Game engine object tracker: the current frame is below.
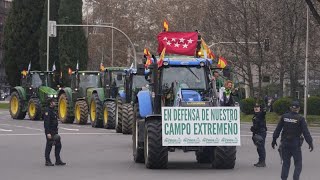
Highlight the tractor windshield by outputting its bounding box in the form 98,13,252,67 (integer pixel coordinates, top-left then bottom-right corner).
132,75,148,89
31,73,52,88
162,66,206,90
111,71,125,87
79,74,101,88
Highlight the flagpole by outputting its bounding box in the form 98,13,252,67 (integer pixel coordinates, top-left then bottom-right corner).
46,0,50,72
304,7,309,120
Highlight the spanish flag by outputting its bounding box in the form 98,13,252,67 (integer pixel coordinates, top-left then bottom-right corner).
144,48,152,68
201,38,216,60
158,47,166,68
217,56,227,68
163,19,169,32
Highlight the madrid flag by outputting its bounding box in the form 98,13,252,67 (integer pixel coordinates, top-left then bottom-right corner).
157,32,198,56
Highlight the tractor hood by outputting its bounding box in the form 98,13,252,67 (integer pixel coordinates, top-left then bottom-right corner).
39,86,57,95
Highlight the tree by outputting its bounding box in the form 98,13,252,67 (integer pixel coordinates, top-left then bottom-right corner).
3,0,45,86
58,0,88,81
39,0,60,71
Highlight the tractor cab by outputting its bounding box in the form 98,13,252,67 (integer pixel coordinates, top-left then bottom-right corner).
70,71,101,97
102,67,126,99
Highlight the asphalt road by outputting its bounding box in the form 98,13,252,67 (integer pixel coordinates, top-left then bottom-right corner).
0,109,319,180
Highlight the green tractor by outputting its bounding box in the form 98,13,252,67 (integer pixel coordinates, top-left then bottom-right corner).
116,68,149,134
9,71,58,120
57,71,102,125
89,67,126,129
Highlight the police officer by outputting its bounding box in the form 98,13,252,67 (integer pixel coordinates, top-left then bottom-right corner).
251,103,267,167
272,101,313,180
44,97,66,166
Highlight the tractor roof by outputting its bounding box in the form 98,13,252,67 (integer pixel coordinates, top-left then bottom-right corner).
104,67,126,71
73,71,100,74
162,56,213,66
30,71,54,74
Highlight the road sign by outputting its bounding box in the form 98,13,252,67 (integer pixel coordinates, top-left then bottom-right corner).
48,21,57,37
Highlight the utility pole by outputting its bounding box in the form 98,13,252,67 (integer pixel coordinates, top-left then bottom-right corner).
46,0,50,71
304,7,309,120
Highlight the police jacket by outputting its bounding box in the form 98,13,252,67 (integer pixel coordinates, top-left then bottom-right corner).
44,107,58,135
251,111,267,134
273,111,313,146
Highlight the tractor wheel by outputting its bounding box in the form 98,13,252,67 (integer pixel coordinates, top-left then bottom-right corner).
133,104,144,163
195,147,213,163
58,93,74,123
122,103,134,134
115,99,123,133
90,93,103,128
103,101,116,129
144,119,168,169
27,98,41,120
74,100,88,125
9,91,26,120
212,146,236,169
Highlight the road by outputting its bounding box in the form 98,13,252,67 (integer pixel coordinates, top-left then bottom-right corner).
0,109,319,180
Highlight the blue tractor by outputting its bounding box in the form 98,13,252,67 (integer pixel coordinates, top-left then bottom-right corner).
132,56,237,169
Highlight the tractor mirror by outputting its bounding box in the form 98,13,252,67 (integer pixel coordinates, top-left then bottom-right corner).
116,73,122,81
136,64,145,75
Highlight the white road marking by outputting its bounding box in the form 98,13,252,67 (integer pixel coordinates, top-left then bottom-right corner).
59,127,80,131
0,132,119,136
0,128,12,132
0,124,43,131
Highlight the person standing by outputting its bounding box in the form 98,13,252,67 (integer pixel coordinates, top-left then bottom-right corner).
44,97,66,166
272,101,313,180
251,103,267,167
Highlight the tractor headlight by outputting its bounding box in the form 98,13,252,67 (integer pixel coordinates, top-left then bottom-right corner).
48,94,53,98
53,95,57,98
163,62,169,66
200,62,205,67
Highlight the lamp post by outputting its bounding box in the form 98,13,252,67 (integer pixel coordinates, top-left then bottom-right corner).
46,0,50,71
304,7,309,120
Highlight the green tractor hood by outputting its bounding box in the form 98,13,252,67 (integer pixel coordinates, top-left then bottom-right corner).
39,86,58,95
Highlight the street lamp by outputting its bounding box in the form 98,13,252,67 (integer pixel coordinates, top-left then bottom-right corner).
304,7,309,120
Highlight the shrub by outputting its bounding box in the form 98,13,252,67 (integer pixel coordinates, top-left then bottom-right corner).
240,98,256,114
273,97,292,115
307,96,320,115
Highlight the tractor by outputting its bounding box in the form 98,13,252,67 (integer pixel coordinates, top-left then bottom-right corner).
132,56,239,169
89,67,126,129
9,71,58,120
57,70,101,125
116,68,149,134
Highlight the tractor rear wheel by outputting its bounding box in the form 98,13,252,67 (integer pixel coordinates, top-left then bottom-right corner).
133,104,144,163
74,100,88,125
122,103,134,134
58,93,74,123
212,146,236,169
90,94,103,128
9,91,26,120
27,98,41,120
195,147,213,163
144,119,168,169
115,99,123,133
103,101,115,129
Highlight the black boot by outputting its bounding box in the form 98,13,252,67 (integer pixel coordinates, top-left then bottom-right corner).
45,160,54,166
55,159,66,166
254,161,266,167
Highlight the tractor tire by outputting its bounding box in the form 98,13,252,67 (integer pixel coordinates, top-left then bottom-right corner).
122,103,134,134
132,104,144,163
27,98,42,120
212,146,236,169
115,99,123,133
58,93,74,123
144,119,168,169
9,91,26,120
74,100,88,125
103,101,116,129
90,93,103,128
195,147,213,163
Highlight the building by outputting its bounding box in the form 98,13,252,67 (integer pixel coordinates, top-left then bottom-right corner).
0,0,11,87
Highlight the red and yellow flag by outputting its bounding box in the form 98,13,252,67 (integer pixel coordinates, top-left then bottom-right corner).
144,48,152,68
163,19,169,32
201,38,216,60
100,63,105,71
157,47,166,68
217,56,227,68
21,70,27,77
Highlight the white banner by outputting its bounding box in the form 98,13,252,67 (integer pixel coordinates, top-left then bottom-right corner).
162,106,241,146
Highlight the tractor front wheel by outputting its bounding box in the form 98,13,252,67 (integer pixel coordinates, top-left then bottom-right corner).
9,91,26,120
212,146,236,169
90,94,103,128
27,98,41,120
58,93,74,123
144,119,168,169
115,99,123,133
133,105,144,163
103,101,115,129
74,100,88,125
122,103,134,134
195,147,213,163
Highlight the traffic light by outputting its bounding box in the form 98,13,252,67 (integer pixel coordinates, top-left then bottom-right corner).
264,38,270,51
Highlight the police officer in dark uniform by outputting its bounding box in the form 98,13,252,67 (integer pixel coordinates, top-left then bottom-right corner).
251,103,267,167
44,97,66,166
272,101,313,180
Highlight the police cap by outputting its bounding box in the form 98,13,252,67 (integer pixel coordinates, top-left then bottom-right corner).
291,101,300,109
